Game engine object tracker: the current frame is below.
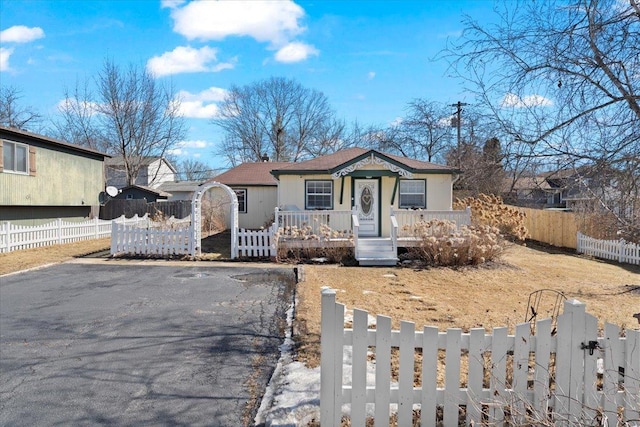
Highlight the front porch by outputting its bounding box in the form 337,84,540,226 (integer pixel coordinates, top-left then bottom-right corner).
274,207,471,266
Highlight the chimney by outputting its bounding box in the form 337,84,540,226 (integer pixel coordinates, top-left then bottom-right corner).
261,153,269,162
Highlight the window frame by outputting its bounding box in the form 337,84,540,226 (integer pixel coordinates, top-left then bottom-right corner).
2,140,29,175
234,188,247,214
399,179,426,209
305,180,333,210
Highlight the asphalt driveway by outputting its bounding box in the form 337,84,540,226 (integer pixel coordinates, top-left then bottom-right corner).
0,261,295,426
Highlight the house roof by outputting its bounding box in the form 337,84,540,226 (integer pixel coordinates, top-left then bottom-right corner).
271,147,459,177
157,180,207,192
0,125,110,159
211,161,291,186
119,185,171,198
508,176,553,192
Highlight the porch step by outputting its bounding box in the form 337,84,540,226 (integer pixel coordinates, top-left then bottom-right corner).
357,238,398,266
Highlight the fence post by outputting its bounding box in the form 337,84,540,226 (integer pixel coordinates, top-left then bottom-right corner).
619,238,625,263
110,221,118,255
57,218,63,244
1,222,9,253
320,287,339,427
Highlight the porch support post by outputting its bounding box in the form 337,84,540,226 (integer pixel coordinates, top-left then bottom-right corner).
391,175,399,205
339,176,345,205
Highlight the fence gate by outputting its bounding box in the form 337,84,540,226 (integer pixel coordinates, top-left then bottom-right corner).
555,301,600,423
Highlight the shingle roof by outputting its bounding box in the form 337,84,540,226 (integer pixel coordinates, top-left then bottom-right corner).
120,185,171,198
0,125,110,158
272,147,458,175
210,161,290,186
157,180,206,192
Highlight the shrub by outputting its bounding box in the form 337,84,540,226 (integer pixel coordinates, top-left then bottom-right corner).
454,194,529,241
404,219,505,266
275,221,354,264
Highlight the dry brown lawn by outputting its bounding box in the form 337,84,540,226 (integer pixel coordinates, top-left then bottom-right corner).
0,238,111,276
294,243,640,368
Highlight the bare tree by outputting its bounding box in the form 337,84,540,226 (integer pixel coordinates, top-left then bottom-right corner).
55,60,186,185
213,77,344,165
0,86,41,130
177,159,217,181
53,81,108,152
98,60,185,185
444,0,640,239
381,100,453,162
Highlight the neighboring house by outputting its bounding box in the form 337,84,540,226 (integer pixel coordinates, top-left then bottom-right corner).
0,125,110,225
212,147,460,234
503,176,553,208
505,166,615,210
212,161,290,229
106,156,176,189
157,180,208,201
113,185,170,202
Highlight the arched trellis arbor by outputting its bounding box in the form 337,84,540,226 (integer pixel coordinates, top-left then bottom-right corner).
190,181,238,258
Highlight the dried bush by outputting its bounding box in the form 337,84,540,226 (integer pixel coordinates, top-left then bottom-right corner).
404,219,505,266
454,194,529,241
201,198,228,236
275,221,354,264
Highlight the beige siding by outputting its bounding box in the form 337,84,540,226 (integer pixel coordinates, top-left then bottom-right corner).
1,145,104,207
209,185,278,230
277,172,454,236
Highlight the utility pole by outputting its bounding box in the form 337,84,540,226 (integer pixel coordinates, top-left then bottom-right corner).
450,101,468,167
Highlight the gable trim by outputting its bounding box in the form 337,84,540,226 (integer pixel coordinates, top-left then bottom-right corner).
331,152,413,179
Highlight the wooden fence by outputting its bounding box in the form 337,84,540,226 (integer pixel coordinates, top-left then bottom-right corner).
100,199,192,221
514,207,579,249
0,215,148,253
577,232,640,265
321,289,640,427
110,217,192,257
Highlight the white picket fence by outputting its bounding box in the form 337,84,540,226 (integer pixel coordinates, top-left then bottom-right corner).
0,215,149,253
577,232,640,265
237,225,276,258
321,289,640,427
110,216,192,257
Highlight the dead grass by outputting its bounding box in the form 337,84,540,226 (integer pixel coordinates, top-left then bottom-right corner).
294,243,640,368
0,238,110,276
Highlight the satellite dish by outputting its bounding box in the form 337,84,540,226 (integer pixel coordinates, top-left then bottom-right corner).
106,186,118,197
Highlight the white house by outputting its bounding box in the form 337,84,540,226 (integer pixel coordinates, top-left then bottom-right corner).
106,157,176,189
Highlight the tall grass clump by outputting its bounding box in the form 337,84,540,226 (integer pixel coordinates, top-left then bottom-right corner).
404,219,505,266
454,194,529,241
275,221,354,264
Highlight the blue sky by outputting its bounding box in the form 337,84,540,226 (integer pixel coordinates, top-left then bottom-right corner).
0,0,498,170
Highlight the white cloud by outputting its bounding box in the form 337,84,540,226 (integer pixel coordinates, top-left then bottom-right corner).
147,45,235,77
0,25,45,43
367,71,376,80
175,139,209,149
0,47,13,71
390,117,403,127
178,87,227,102
170,0,305,46
168,139,209,156
274,42,318,63
175,87,228,119
501,93,553,108
56,98,102,115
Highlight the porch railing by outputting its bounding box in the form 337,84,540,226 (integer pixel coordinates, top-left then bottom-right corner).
392,207,471,237
275,208,353,237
